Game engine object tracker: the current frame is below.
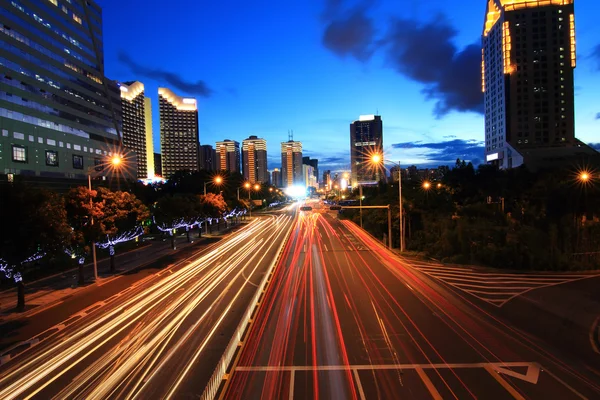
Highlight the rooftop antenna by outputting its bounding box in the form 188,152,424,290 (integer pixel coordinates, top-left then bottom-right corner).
288,130,294,142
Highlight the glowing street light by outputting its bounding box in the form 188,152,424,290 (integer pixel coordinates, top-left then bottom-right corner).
423,181,432,190
204,175,223,196
254,184,261,191
437,183,442,189
579,172,590,183
370,153,404,252
111,154,123,166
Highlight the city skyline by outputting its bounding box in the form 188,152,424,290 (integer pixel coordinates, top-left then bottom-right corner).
103,0,600,173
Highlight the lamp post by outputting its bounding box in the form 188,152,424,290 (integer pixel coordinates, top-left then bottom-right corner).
204,175,223,195
87,154,124,281
371,154,404,252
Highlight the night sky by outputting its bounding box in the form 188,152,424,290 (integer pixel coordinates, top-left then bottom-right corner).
102,0,600,173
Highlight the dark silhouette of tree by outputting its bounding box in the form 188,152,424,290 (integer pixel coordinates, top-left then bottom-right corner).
0,184,71,309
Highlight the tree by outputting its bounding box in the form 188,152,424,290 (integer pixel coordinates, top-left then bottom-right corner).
0,184,71,309
64,186,105,285
95,188,150,272
153,194,201,249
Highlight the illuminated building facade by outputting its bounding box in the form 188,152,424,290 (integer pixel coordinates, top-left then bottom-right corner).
120,81,146,179
242,135,268,183
280,140,302,187
271,168,281,187
350,115,383,186
0,0,123,180
216,139,240,173
144,97,154,178
158,87,199,178
482,0,592,169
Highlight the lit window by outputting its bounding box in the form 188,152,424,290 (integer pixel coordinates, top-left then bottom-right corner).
48,0,58,5
73,14,82,24
46,150,59,166
12,145,27,163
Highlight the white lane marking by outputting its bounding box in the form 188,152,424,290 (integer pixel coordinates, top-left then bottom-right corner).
235,361,538,372
409,262,599,307
353,369,366,400
289,370,295,400
485,365,526,400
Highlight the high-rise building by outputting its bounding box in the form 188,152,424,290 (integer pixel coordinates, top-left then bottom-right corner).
120,81,146,179
199,144,217,171
322,170,332,190
0,0,123,181
272,168,282,188
242,135,268,183
482,0,595,169
158,88,199,178
302,156,319,183
216,139,240,173
144,97,154,178
350,115,383,186
281,141,303,187
154,153,162,177
302,164,317,189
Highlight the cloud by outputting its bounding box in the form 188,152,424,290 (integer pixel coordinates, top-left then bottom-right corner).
319,2,483,118
321,3,376,61
392,139,484,165
118,51,213,97
443,135,457,139
384,18,483,117
596,112,600,120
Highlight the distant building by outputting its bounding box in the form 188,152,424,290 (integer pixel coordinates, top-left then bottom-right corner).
302,164,317,189
144,97,155,178
350,115,383,186
199,144,217,171
281,141,303,187
158,88,199,178
272,168,282,188
302,157,319,184
482,0,596,169
216,140,240,173
322,170,332,190
0,0,122,181
154,153,162,177
390,165,401,182
242,135,268,183
120,81,147,179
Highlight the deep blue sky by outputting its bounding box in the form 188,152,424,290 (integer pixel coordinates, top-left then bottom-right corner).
102,0,600,172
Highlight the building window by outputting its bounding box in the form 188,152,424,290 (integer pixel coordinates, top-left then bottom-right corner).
46,150,59,166
13,132,24,140
94,158,104,171
73,154,83,170
73,14,82,24
12,145,27,163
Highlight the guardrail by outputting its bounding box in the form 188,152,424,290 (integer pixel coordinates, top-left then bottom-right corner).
200,218,295,400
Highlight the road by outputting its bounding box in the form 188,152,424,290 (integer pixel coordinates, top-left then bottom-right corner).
0,213,294,399
221,210,600,399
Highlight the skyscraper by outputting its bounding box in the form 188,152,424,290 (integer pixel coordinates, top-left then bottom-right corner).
216,139,240,173
242,135,268,183
199,144,217,171
158,88,199,178
482,0,595,169
0,0,122,181
120,81,147,179
350,115,383,186
272,168,282,188
281,140,303,187
302,156,319,184
144,97,154,178
323,170,332,190
154,153,162,177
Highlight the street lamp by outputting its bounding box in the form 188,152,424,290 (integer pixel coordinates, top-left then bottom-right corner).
579,172,591,183
87,153,125,282
437,183,442,189
371,154,404,252
423,181,432,190
204,175,223,195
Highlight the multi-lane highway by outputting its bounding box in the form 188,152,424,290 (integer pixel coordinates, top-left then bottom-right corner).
0,213,294,399
221,209,600,399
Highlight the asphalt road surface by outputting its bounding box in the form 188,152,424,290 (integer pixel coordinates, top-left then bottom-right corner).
221,211,600,399
0,213,294,399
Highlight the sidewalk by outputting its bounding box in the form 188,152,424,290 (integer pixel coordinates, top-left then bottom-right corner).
0,223,242,319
